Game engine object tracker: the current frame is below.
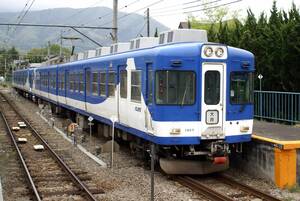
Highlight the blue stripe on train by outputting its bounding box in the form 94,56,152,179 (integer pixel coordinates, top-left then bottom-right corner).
30,91,251,145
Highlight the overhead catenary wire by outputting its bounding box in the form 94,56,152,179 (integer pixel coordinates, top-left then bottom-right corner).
95,0,141,22
152,0,242,17
184,0,242,13
98,0,165,26
62,0,105,22
135,21,147,37
15,0,32,21
183,0,222,10
151,0,223,14
16,0,36,25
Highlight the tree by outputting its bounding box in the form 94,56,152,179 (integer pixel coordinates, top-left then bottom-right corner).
190,1,300,92
26,44,71,63
154,28,159,37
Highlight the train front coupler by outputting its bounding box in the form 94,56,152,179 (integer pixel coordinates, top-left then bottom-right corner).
207,141,230,165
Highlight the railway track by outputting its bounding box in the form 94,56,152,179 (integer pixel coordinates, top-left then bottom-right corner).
176,175,282,201
0,92,103,201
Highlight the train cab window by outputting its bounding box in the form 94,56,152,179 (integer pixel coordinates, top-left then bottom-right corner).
230,72,254,104
92,71,98,96
204,71,220,105
120,70,127,98
131,71,141,102
99,71,106,96
108,72,116,97
155,71,195,105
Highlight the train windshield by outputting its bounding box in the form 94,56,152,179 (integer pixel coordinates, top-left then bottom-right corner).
230,72,254,104
155,71,195,105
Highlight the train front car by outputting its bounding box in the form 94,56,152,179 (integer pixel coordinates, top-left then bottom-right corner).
156,43,255,174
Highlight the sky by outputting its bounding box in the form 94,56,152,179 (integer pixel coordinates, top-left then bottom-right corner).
0,0,299,28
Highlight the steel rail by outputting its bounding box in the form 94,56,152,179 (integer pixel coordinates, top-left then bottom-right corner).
0,112,42,201
215,174,282,201
176,176,233,201
0,93,100,201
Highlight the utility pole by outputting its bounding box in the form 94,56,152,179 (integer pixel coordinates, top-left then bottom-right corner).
112,0,118,43
4,56,7,81
47,41,50,60
146,8,150,37
60,31,63,57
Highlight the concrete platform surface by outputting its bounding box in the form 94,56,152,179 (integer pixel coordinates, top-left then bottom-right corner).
254,120,300,141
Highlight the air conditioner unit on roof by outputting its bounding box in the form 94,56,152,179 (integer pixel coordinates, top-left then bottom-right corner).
110,42,130,53
159,29,208,44
84,50,96,59
130,37,159,50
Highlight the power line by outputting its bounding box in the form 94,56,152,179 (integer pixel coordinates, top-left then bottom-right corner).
17,0,36,24
99,0,164,26
183,0,222,10
152,0,241,17
0,23,114,30
16,0,32,21
151,0,223,14
135,21,147,37
184,0,242,13
63,0,105,22
183,0,204,5
96,0,141,21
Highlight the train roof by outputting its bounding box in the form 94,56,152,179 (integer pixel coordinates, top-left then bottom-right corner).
13,41,254,72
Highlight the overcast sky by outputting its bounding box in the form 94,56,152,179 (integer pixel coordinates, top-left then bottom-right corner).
0,0,299,28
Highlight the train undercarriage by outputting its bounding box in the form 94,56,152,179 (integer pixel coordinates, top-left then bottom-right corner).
15,88,233,175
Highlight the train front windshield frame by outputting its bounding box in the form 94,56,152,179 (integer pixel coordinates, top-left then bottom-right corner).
230,72,254,104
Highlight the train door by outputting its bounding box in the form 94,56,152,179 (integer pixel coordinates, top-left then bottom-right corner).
65,70,69,105
145,63,154,133
201,63,225,139
118,65,129,125
85,68,91,111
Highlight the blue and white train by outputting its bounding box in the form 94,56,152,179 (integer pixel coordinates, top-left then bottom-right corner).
12,29,255,174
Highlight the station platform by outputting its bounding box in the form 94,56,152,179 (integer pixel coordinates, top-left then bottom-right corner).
251,121,300,188
231,120,300,189
253,120,300,149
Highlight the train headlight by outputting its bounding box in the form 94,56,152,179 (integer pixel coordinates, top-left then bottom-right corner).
215,47,224,57
204,46,213,57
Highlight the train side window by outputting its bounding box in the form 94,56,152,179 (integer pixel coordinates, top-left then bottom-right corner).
204,71,220,105
99,71,106,96
108,72,116,97
120,70,127,98
79,72,84,94
131,70,141,102
92,71,98,96
76,73,80,92
86,70,91,95
52,72,56,89
155,71,195,105
69,73,73,92
61,72,65,90
147,65,153,104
